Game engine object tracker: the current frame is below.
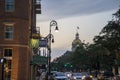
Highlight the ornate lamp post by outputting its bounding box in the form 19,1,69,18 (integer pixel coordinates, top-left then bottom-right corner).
48,20,59,78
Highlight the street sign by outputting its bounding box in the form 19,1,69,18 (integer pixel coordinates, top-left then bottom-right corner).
30,38,39,48
39,39,48,47
33,55,48,65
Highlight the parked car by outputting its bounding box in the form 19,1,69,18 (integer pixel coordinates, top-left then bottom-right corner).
54,72,68,80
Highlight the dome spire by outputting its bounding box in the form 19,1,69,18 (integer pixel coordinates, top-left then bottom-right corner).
76,26,79,39
76,26,79,33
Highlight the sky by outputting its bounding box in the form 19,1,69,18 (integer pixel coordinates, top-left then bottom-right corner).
36,0,120,60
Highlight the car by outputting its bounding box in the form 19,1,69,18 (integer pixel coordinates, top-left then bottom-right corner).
97,71,114,80
71,73,83,80
81,72,93,80
65,72,72,79
54,72,68,80
114,75,120,80
51,71,58,76
71,72,93,80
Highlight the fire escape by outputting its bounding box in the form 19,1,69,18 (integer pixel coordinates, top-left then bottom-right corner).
35,0,41,14
30,1,42,79
32,0,41,38
31,0,41,55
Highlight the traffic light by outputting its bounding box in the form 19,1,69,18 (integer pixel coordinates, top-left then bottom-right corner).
64,64,67,67
70,65,73,68
0,58,6,63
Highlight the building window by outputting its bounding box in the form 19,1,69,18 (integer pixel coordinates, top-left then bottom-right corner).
4,24,14,40
3,49,12,80
4,60,12,80
5,0,14,12
4,49,12,57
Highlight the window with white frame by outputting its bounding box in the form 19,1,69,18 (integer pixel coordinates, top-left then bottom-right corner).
5,0,14,12
4,24,14,40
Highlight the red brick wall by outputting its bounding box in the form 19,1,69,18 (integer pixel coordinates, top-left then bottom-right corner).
0,0,32,80
0,0,30,20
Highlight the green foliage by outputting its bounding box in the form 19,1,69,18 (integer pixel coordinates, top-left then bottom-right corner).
93,8,120,74
94,8,120,52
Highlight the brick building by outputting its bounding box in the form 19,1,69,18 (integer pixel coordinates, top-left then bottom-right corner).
0,0,41,80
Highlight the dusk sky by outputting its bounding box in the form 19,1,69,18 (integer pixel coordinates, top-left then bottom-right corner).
36,0,120,60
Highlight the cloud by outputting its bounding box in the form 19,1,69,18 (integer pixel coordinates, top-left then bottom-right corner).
37,0,120,21
37,0,120,59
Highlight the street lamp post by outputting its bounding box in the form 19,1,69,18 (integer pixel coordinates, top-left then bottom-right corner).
0,58,6,80
48,20,58,78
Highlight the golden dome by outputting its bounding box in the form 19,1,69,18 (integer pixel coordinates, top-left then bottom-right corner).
72,32,82,51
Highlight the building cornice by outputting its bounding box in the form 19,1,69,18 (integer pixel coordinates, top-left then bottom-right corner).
0,44,29,48
0,16,29,21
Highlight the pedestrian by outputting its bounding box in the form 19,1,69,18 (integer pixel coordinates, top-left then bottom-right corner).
40,71,46,80
49,75,54,80
98,76,105,80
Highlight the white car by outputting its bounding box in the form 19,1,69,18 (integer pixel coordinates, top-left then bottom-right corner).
71,73,83,80
54,72,68,80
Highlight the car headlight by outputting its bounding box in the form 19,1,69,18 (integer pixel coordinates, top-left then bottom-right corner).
90,75,93,78
82,76,86,79
73,77,77,79
67,74,70,77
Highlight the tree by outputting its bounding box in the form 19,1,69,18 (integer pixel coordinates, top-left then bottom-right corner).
51,51,74,71
71,43,90,71
87,44,112,71
93,8,120,75
94,8,120,51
